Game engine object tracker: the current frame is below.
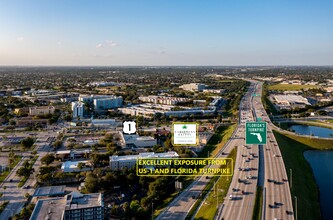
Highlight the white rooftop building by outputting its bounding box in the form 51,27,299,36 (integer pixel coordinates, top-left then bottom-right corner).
119,132,157,148
179,83,206,91
110,151,179,170
61,160,92,172
71,101,85,118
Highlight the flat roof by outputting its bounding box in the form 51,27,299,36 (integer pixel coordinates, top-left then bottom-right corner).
30,193,103,220
65,192,102,210
110,151,179,162
33,185,66,197
30,197,66,220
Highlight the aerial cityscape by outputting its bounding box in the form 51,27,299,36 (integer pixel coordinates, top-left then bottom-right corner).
0,1,333,220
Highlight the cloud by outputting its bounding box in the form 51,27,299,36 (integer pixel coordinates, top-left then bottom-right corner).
96,43,104,48
16,37,24,41
106,40,118,47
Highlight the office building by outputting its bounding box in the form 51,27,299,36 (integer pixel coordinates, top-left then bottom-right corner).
119,132,157,148
110,151,179,170
179,83,206,91
93,96,123,110
30,192,104,220
29,106,55,116
71,101,85,118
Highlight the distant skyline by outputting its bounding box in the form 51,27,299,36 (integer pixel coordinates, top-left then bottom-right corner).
0,0,332,66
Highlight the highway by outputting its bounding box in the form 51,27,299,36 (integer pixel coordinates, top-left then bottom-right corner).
252,82,294,220
157,82,258,220
219,82,259,220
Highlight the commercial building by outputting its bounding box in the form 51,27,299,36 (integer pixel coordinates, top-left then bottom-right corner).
71,101,85,118
29,106,55,116
202,89,224,94
110,151,179,170
179,83,206,91
30,192,104,220
56,149,91,161
93,96,123,110
15,117,49,127
33,185,66,198
271,95,311,110
139,96,191,105
91,119,119,127
61,160,92,173
119,103,216,118
119,132,157,148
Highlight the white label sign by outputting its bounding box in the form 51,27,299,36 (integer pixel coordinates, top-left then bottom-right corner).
173,123,198,145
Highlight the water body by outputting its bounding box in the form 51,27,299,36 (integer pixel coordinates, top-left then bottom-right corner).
288,124,333,138
304,150,333,220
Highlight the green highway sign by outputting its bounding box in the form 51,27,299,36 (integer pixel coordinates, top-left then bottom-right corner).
252,94,261,97
257,118,262,121
245,122,267,145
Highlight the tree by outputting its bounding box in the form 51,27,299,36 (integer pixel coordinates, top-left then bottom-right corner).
77,162,84,171
20,137,35,150
130,200,140,215
84,172,99,193
52,140,62,149
24,193,30,199
41,154,55,165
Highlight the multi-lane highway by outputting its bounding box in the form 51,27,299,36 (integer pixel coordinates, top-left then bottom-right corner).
219,82,260,220
157,82,259,220
158,79,294,220
252,82,294,220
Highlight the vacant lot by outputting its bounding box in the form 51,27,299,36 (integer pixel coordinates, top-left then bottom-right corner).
268,84,319,91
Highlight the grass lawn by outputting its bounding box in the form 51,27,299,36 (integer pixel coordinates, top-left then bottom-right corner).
199,124,237,158
0,156,22,183
268,84,318,91
273,131,326,220
291,121,333,130
154,192,179,217
193,147,237,220
326,119,333,123
251,186,263,220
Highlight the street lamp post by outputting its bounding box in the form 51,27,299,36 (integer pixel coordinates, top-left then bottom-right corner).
151,202,154,220
216,184,219,208
294,196,297,220
290,168,292,190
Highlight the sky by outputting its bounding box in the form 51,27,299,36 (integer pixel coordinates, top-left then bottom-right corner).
0,0,332,66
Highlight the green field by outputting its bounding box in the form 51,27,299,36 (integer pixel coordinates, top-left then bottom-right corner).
193,147,237,220
268,84,319,91
273,131,326,220
199,124,237,158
